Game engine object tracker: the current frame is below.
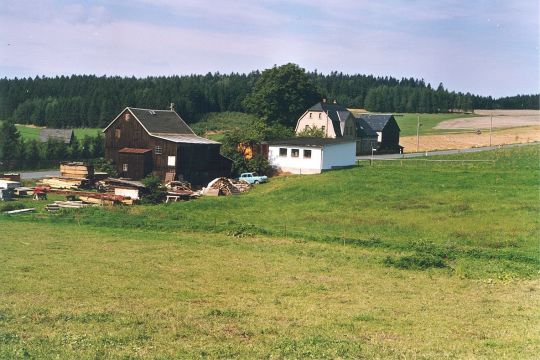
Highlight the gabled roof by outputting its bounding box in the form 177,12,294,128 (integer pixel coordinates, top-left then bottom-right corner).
308,102,357,137
128,108,194,135
39,129,74,143
355,114,398,132
266,137,354,148
355,117,378,137
103,107,219,144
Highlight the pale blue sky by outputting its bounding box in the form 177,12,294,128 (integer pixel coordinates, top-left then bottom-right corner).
1,0,538,97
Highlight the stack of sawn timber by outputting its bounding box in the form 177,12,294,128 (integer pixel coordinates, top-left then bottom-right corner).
42,162,94,189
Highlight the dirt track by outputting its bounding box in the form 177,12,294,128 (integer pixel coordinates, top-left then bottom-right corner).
402,126,540,152
436,110,539,130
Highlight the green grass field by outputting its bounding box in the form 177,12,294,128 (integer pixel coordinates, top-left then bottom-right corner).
13,125,101,140
0,146,538,358
395,113,477,136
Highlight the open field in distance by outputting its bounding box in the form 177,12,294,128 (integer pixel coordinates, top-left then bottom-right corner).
401,126,540,152
435,110,539,130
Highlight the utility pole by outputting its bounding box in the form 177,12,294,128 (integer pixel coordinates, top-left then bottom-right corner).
489,112,493,147
416,114,420,152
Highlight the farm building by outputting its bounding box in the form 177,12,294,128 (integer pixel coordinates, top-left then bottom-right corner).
266,138,356,174
294,100,384,155
103,107,231,184
355,114,402,153
39,129,74,144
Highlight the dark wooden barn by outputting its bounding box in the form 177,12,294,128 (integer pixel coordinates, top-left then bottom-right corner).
103,107,231,184
355,114,402,153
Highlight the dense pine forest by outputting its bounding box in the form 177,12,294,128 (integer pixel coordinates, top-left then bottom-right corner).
1,67,538,129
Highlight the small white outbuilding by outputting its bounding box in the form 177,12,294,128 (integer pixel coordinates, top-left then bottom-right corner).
266,138,356,174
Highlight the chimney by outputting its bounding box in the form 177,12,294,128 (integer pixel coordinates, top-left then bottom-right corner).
322,98,327,103
170,102,175,111
333,99,337,104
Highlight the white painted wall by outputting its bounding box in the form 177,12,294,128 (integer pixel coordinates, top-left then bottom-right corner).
295,111,336,138
268,146,323,174
268,141,356,174
321,142,357,169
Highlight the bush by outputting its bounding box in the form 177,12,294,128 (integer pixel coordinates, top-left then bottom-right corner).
141,175,167,204
383,253,448,270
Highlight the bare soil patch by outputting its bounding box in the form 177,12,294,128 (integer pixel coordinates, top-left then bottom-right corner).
401,126,540,152
436,110,539,130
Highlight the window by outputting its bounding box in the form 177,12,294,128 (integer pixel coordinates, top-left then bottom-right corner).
303,150,311,158
155,145,162,154
279,148,287,157
115,129,121,139
305,124,309,130
124,113,130,121
122,163,128,172
167,156,176,167
321,126,325,132
291,149,299,157
318,113,321,119
309,112,312,118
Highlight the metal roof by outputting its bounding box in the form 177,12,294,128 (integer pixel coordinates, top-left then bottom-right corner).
152,133,220,144
118,148,153,154
266,137,355,148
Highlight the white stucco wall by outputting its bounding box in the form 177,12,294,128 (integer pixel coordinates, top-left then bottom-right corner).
321,142,357,169
295,111,336,138
268,146,323,174
269,141,356,174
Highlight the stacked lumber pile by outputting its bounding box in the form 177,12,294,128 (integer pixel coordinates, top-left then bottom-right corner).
0,173,21,181
41,177,90,190
60,162,94,179
203,177,242,196
45,200,90,211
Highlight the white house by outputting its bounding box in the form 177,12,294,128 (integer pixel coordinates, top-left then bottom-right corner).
266,138,356,174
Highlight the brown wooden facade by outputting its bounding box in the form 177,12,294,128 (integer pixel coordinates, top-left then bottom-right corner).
104,108,231,184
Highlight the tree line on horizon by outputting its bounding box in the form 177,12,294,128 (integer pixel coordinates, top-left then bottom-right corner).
0,64,538,129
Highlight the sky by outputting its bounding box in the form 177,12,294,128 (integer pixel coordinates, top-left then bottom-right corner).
0,0,538,97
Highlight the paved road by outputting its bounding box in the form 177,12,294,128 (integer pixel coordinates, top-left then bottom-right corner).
19,170,60,180
356,141,540,160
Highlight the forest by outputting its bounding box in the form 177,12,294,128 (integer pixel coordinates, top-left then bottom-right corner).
1,65,538,129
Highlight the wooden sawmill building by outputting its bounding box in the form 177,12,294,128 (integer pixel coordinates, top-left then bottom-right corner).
103,107,231,185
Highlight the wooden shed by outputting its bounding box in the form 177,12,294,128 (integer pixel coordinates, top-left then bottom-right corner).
103,107,231,184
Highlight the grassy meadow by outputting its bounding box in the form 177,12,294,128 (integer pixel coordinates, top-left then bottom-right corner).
394,113,477,136
0,145,539,358
14,124,101,140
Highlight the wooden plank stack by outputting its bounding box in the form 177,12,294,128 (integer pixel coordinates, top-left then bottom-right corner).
60,162,94,179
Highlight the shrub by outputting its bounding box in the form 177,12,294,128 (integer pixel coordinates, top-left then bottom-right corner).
141,175,167,204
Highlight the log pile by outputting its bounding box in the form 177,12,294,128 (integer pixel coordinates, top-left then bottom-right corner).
230,179,251,193
203,177,242,196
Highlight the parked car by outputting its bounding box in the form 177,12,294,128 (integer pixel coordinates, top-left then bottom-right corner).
238,172,268,184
